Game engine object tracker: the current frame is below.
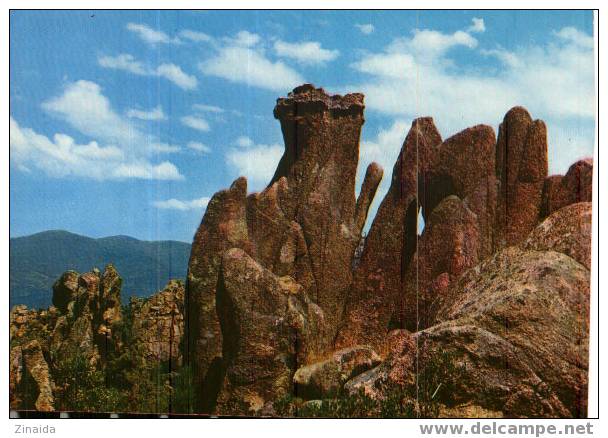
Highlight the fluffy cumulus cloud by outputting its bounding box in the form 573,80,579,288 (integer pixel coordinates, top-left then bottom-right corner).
10,80,183,180
225,137,283,190
351,18,595,182
273,40,339,65
98,54,197,90
199,31,304,91
152,196,210,211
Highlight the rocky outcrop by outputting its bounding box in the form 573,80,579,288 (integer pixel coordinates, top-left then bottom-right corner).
399,195,480,331
346,247,589,418
21,340,55,412
293,346,381,400
430,247,589,417
52,271,79,313
495,107,548,248
541,159,593,218
186,85,382,412
10,266,186,413
215,248,329,415
131,280,185,368
524,202,592,269
183,86,592,417
337,123,496,349
50,266,123,365
336,118,442,350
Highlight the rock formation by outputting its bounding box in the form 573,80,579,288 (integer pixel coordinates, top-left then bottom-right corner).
182,84,592,417
215,248,329,415
130,280,185,368
336,118,442,349
399,195,480,331
524,202,592,269
10,84,592,418
541,159,593,218
10,267,186,413
494,107,549,248
186,85,382,412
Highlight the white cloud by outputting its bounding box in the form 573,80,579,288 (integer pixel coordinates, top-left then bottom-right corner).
127,105,166,121
153,196,211,211
225,142,283,190
98,54,147,75
187,141,211,154
228,30,261,47
555,26,594,48
126,22,179,44
350,21,595,211
355,23,375,35
273,40,339,65
42,80,137,146
235,136,254,148
13,80,184,180
199,31,304,91
181,115,210,132
351,23,594,126
468,17,486,33
155,63,198,90
99,54,196,90
193,103,224,113
10,117,182,181
179,29,212,43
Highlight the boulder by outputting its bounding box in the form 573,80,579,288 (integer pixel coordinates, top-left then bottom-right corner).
351,247,589,418
541,159,593,218
215,248,330,415
524,202,592,269
495,107,548,247
293,346,381,399
52,271,79,313
344,330,416,400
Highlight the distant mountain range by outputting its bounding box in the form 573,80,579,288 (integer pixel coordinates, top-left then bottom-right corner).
10,230,192,309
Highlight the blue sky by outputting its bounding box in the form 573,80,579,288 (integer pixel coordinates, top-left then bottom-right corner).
10,10,595,242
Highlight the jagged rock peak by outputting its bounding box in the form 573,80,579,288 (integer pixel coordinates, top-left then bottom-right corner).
274,83,365,118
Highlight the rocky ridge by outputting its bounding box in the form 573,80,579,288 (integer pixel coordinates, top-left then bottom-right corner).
185,84,592,417
10,266,186,413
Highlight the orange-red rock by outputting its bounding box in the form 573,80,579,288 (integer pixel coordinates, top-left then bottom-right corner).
541,158,593,218
524,202,592,269
186,86,382,411
336,118,442,350
399,195,480,331
495,107,548,247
